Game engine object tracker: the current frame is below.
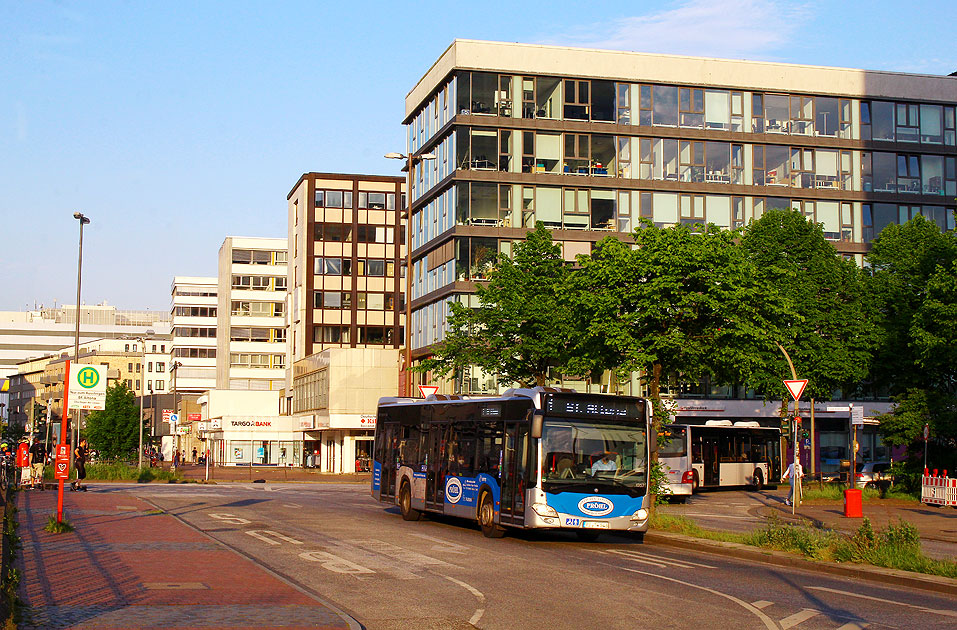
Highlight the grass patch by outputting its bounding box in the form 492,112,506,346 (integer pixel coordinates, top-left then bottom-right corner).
650,513,749,544
746,515,957,578
799,483,919,503
46,463,181,483
43,516,74,534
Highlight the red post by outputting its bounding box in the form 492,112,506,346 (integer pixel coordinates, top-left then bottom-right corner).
57,360,71,523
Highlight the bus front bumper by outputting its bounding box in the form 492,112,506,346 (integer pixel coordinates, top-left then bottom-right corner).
527,507,649,532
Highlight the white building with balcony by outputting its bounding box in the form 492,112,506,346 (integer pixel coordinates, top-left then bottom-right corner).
170,277,218,395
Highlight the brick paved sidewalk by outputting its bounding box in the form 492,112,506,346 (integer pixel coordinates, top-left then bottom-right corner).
14,486,359,629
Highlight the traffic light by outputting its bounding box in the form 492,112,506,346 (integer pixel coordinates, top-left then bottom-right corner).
782,417,792,434
802,429,810,440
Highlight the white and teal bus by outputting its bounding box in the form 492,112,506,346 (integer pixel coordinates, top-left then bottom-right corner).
372,387,652,541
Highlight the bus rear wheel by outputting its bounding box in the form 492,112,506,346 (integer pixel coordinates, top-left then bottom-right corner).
478,491,505,538
691,470,700,492
399,482,421,521
751,469,764,491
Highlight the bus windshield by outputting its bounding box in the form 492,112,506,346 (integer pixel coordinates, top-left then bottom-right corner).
540,420,647,494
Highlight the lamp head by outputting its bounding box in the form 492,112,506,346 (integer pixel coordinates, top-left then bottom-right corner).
384,152,405,160
73,212,90,224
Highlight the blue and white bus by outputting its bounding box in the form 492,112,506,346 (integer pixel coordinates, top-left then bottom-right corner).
371,387,652,540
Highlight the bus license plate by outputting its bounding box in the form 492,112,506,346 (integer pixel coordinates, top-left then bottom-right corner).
583,521,609,529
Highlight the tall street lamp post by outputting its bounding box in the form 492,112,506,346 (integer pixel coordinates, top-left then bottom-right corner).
171,361,182,471
137,331,155,470
72,212,90,449
384,151,435,396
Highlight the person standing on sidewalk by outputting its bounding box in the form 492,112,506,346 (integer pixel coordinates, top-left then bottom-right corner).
29,438,46,490
71,439,89,492
16,438,31,488
784,460,803,506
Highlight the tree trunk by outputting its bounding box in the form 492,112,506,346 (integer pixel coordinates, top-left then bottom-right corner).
649,362,663,515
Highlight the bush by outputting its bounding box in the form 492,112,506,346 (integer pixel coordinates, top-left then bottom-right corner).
45,462,180,483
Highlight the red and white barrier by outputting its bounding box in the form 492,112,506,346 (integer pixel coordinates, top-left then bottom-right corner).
922,469,957,507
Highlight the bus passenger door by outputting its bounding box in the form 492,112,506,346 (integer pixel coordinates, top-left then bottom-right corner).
703,436,720,486
425,423,444,510
380,424,397,501
500,422,527,526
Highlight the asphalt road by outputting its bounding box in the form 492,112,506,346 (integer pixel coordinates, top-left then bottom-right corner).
96,482,956,630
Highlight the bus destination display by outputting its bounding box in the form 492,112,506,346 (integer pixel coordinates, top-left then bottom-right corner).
545,395,642,419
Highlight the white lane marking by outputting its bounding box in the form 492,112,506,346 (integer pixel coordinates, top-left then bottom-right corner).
750,600,773,609
245,530,304,546
780,609,820,629
612,565,777,630
808,586,957,618
299,550,375,575
443,575,486,626
282,503,301,508
350,539,454,568
603,548,716,570
411,533,470,554
207,513,251,525
680,512,758,520
835,623,870,630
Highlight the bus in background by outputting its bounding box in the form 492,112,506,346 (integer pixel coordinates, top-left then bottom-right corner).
660,421,781,492
372,387,652,541
658,425,693,502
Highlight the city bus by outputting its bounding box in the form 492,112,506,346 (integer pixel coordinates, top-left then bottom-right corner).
371,387,652,540
659,421,781,495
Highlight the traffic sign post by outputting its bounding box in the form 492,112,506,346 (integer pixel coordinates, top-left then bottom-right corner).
923,422,930,472
418,385,438,398
783,379,809,514
67,364,107,411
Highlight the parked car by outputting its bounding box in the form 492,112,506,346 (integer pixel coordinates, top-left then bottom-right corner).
856,461,893,488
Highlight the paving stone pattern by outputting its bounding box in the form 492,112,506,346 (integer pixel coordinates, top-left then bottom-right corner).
15,489,353,629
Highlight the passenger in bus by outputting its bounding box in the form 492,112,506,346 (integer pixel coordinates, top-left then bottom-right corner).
591,451,617,475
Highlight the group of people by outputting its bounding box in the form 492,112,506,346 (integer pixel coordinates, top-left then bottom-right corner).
0,436,90,492
171,447,200,467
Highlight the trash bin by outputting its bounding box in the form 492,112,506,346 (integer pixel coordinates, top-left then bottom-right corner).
844,488,863,517
306,454,315,468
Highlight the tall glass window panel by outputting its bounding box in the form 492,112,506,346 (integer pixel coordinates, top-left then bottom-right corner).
752,146,766,186
618,137,633,178
707,195,731,228
920,105,943,144
945,107,956,146
590,190,616,229
616,84,631,125
897,155,920,193
679,141,705,182
653,192,678,226
896,103,920,143
872,153,897,192
751,93,765,133
841,203,853,242
704,90,730,130
871,102,895,141
765,95,790,133
679,88,704,128
816,98,839,137
537,187,562,228
731,144,744,184
946,157,957,196
639,85,653,126
860,102,872,141
705,142,731,183
731,92,744,132
791,96,814,136
921,206,948,231
655,139,679,180
790,148,813,189
766,145,789,186
922,155,944,195
817,201,841,240
815,150,839,190
653,85,678,126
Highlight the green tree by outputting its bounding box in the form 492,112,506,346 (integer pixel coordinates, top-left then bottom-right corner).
418,223,573,388
85,381,142,460
740,208,879,399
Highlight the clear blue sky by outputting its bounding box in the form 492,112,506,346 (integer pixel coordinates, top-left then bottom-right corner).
2,0,955,312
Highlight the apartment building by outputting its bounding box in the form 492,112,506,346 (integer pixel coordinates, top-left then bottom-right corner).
400,40,950,472
286,173,405,472
170,277,218,395
216,237,288,392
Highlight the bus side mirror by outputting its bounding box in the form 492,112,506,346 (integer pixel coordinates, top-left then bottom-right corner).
530,411,544,439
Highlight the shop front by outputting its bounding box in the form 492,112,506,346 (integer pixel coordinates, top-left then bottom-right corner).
205,415,303,466
298,412,376,473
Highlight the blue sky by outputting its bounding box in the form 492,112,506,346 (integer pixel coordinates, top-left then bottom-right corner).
2,0,955,311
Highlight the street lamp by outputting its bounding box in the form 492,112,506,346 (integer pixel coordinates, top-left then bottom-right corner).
72,212,90,449
136,330,155,470
170,360,182,471
384,151,435,396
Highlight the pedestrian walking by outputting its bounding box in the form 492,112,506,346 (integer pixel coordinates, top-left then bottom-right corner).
784,461,803,506
192,447,197,464
29,438,46,490
71,439,89,492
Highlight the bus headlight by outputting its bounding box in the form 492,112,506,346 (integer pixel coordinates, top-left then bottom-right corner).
531,502,559,518
631,508,648,521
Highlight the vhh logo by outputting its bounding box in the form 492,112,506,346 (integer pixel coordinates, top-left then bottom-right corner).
77,367,99,388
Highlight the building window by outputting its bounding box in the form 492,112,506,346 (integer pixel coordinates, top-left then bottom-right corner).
156,380,164,390
147,362,152,372
156,362,165,373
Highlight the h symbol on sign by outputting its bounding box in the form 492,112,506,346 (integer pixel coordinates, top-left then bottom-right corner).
78,368,98,387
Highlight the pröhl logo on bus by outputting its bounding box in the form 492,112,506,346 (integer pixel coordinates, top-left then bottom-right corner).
578,496,614,517
445,477,463,504
77,367,100,388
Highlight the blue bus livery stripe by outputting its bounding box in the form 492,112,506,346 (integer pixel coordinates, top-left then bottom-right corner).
444,473,500,507
372,461,382,491
544,491,644,518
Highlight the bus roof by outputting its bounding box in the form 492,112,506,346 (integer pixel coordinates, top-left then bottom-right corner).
378,387,646,412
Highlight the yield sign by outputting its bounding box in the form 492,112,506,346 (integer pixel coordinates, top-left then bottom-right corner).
783,379,808,400
418,385,439,398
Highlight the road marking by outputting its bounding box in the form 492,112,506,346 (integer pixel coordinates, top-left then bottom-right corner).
835,623,869,630
611,565,777,630
411,533,470,554
680,512,758,520
350,539,454,568
780,609,820,629
807,586,957,618
207,513,251,525
604,549,716,570
245,530,304,546
282,503,301,508
750,600,773,609
299,550,375,575
443,575,486,626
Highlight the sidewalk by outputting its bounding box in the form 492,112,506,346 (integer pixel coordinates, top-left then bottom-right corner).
14,486,359,629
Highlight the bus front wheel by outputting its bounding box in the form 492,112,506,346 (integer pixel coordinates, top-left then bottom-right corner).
399,482,421,521
751,469,764,492
478,491,505,538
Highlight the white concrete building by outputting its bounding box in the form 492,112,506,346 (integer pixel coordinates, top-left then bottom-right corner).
216,237,288,391
170,277,218,395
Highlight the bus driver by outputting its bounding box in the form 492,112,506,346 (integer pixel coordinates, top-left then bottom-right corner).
591,451,617,475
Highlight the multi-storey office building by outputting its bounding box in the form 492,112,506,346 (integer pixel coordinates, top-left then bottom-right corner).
286,173,405,472
170,277,218,395
401,40,949,472
216,237,288,392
